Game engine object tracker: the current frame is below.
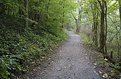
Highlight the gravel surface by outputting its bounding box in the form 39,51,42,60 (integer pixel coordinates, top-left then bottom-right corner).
25,32,102,79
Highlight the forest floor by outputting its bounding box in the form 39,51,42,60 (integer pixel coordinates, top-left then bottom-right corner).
20,31,103,79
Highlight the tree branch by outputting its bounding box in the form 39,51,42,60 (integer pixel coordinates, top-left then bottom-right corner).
70,12,77,21
97,0,102,10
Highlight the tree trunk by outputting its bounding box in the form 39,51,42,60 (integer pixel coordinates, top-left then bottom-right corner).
92,2,98,46
119,0,121,29
100,9,105,53
0,3,5,14
76,0,82,33
75,19,79,32
104,0,107,55
24,0,29,30
98,0,107,55
118,0,121,61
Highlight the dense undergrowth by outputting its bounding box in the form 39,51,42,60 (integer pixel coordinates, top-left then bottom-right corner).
0,15,67,79
79,32,121,78
0,0,77,78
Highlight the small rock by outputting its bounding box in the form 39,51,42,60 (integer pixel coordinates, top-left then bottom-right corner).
40,59,43,61
99,71,102,74
93,63,97,66
48,58,51,60
57,67,61,71
94,71,99,75
42,57,45,59
104,58,108,61
102,73,108,78
33,69,36,71
93,66,96,68
32,62,35,64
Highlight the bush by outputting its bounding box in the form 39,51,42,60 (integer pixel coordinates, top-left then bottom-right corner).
0,16,67,78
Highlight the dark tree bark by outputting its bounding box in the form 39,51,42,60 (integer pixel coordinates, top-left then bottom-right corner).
24,0,29,29
97,0,107,55
119,0,121,29
104,0,107,55
0,3,5,14
118,0,121,61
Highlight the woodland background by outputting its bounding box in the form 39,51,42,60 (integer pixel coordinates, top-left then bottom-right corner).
0,0,121,79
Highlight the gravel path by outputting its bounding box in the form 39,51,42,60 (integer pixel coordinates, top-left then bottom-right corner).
27,32,102,79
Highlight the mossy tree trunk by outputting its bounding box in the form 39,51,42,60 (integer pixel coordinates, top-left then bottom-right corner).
97,0,107,56
24,0,29,30
118,0,121,61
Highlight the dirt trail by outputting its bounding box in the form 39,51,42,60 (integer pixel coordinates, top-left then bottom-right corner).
26,32,102,79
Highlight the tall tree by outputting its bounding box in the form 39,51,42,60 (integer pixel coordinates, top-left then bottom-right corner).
91,2,99,46
24,0,29,30
119,0,121,29
97,0,107,55
118,0,121,60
